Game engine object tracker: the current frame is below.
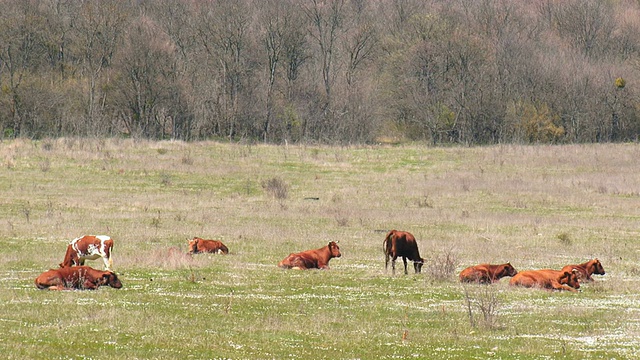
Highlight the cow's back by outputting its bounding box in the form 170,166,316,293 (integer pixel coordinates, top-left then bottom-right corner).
392,231,421,260
459,264,490,283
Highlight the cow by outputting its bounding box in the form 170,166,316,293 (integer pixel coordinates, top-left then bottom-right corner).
383,230,424,275
509,269,581,292
560,258,605,282
35,266,122,291
59,235,113,271
459,263,518,284
278,241,341,270
187,237,229,255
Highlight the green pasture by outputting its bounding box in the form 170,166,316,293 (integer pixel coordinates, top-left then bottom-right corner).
1,139,639,359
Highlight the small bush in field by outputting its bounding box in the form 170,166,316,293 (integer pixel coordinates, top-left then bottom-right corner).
557,232,572,246
40,158,51,172
159,171,172,186
428,248,458,281
463,285,502,330
262,177,289,199
181,151,193,165
41,139,54,151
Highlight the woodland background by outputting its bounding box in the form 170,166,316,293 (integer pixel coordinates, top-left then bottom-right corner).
2,0,640,144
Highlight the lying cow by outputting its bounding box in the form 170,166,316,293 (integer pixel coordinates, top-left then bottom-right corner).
509,269,580,292
278,241,341,270
187,237,229,254
60,235,113,271
561,258,605,282
383,230,424,274
35,266,122,291
459,263,518,284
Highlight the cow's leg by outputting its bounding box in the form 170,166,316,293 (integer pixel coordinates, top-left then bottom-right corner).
402,257,408,275
103,256,112,271
391,256,397,275
551,282,578,292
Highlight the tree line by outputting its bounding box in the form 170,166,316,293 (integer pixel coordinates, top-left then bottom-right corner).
1,0,639,145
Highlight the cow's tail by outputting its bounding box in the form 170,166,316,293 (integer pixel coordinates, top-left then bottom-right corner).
383,230,395,269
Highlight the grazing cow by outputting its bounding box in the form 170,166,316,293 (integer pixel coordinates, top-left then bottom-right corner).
60,235,113,271
35,266,122,291
383,230,425,275
278,241,341,270
561,258,605,282
187,237,229,255
509,269,581,292
459,263,518,284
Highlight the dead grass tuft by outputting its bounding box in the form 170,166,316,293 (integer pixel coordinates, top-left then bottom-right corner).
262,177,289,199
463,284,502,330
428,248,459,281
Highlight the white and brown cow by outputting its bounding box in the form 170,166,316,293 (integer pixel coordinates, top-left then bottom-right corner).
59,235,114,271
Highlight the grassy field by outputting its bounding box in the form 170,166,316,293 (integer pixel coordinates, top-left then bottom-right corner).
1,138,639,359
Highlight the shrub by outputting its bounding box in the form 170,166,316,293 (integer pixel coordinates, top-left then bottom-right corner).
428,248,458,281
463,284,502,330
262,177,289,199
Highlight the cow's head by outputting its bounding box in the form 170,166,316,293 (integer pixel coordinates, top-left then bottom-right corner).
590,258,605,276
328,241,341,258
559,269,580,290
187,237,200,254
102,271,123,289
414,258,425,273
502,263,518,277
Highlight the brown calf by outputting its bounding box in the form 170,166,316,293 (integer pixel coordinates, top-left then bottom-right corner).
278,241,341,270
561,258,605,282
459,263,518,284
383,230,424,275
188,237,229,255
509,269,580,292
35,266,122,291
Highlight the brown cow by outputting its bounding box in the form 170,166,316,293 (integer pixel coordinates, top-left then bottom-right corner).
561,258,605,282
383,230,424,275
459,263,518,284
60,235,113,271
35,266,122,291
278,241,341,270
188,237,229,255
509,269,581,292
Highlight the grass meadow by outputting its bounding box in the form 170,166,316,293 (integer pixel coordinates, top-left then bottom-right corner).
1,138,639,359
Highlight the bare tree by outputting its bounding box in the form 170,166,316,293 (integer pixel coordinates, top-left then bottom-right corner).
108,12,175,138
196,0,252,140
144,0,197,140
0,1,48,137
71,1,129,135
550,0,615,59
303,0,345,139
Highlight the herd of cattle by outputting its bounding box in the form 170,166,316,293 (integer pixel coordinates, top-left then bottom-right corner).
34,230,605,292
